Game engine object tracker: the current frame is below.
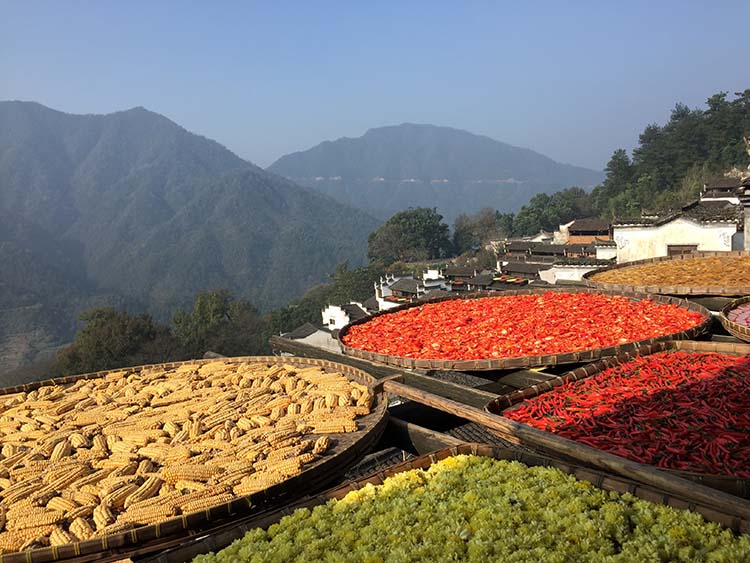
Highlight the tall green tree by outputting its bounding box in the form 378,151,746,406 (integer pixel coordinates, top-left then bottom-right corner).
172,290,269,359
55,309,178,375
368,207,452,264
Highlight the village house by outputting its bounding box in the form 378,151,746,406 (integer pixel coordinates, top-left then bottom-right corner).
612,177,744,263
442,266,479,292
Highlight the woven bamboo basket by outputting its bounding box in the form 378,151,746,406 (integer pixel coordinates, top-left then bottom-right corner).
719,296,750,343
0,356,388,563
337,287,711,371
583,251,750,296
142,443,750,563
486,340,750,498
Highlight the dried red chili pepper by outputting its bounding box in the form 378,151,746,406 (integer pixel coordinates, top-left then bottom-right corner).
343,293,704,361
506,351,750,477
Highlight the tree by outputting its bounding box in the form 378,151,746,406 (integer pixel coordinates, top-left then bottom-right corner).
55,309,177,375
172,289,269,358
453,208,506,254
367,207,452,264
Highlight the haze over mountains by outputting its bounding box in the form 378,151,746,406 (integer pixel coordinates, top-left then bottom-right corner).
269,123,604,222
0,101,378,372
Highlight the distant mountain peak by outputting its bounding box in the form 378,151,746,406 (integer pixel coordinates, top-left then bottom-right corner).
268,123,604,222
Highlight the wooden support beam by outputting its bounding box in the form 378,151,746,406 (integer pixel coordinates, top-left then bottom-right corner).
495,369,558,389
385,417,464,454
382,379,750,519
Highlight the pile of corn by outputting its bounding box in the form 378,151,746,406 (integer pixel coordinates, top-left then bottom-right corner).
591,256,750,288
194,455,750,563
0,361,373,553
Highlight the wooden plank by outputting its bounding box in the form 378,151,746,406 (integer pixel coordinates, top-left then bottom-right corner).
382,378,750,520
270,336,401,380
495,369,558,389
385,417,464,454
398,372,497,409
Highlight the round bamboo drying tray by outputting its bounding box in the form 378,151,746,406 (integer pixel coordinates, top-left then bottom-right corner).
146,442,750,562
719,296,750,343
337,287,711,371
0,356,388,563
583,251,750,296
486,340,750,498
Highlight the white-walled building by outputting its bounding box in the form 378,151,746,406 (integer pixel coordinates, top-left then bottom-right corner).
321,303,368,331
613,199,743,263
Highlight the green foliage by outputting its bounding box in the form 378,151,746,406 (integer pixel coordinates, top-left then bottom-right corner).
55,309,178,376
269,263,383,335
512,187,593,236
507,88,750,233
172,290,269,359
368,208,452,264
592,90,750,219
452,208,510,254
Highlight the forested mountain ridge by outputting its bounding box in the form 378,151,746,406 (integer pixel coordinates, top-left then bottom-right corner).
0,101,379,371
268,123,604,222
499,89,750,236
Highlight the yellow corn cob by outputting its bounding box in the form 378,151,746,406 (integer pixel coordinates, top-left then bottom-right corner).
310,420,357,434
65,504,95,521
136,460,154,474
68,432,89,448
70,490,100,507
93,504,115,529
312,436,330,455
92,520,134,537
265,444,305,462
257,457,302,477
92,435,108,451
215,467,254,486
102,483,139,509
0,506,5,532
236,417,254,431
46,496,79,512
49,525,75,546
180,493,234,515
118,504,176,525
163,421,180,436
20,534,50,551
109,461,138,477
9,510,63,530
233,473,284,496
174,480,206,492
162,464,224,484
127,490,182,512
69,516,94,540
123,476,162,509
170,485,230,509
298,452,316,464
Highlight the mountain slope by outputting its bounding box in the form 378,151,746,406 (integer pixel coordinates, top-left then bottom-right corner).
269,123,604,221
0,101,379,371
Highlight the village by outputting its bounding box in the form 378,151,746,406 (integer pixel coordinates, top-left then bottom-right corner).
286,175,750,351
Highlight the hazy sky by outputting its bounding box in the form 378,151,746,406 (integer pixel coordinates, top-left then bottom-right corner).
2,1,748,170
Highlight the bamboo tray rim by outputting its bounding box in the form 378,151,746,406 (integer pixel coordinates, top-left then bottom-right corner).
147,442,750,562
719,296,750,344
337,287,711,371
583,251,750,296
485,340,750,485
0,356,389,563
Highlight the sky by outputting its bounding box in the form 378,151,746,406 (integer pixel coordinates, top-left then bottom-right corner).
2,1,749,170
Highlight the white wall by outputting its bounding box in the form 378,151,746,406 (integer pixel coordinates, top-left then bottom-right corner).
539,265,601,284
321,305,349,330
613,218,737,263
596,246,617,261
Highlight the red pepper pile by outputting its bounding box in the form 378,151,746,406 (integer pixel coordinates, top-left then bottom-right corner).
342,292,705,360
506,351,750,477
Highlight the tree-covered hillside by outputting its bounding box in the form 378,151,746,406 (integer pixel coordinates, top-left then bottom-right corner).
506,89,750,235
269,123,604,222
0,102,379,372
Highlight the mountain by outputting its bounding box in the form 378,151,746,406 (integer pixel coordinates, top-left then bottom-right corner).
0,101,379,371
268,123,604,222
